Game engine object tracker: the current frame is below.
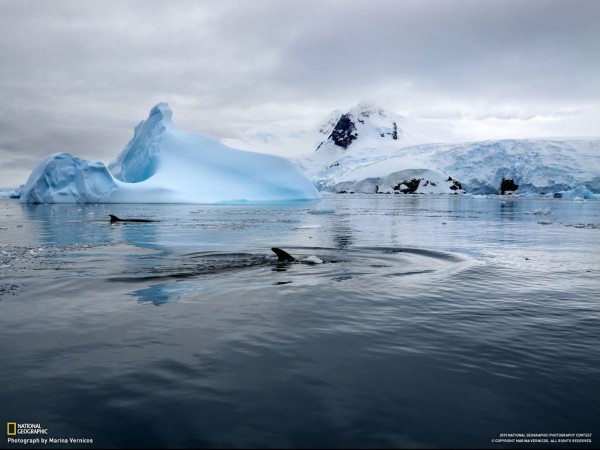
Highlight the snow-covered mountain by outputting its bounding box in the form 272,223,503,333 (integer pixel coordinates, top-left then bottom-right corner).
228,104,600,199
19,104,320,204
223,103,457,160
297,104,462,194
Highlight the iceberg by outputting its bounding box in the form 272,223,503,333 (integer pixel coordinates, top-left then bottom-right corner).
20,103,320,204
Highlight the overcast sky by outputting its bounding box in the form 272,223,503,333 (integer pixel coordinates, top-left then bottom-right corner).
1,0,599,186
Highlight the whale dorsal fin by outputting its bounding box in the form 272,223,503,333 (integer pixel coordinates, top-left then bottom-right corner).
109,214,121,222
271,247,295,262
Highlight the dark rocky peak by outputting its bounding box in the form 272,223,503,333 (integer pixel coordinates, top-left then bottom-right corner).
329,114,358,149
316,104,401,151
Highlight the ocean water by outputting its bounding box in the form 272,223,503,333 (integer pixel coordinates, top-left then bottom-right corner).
0,194,598,449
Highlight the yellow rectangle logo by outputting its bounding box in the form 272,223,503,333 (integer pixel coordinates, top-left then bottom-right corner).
7,422,17,435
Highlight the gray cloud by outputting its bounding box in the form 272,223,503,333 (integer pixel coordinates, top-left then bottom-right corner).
1,0,599,186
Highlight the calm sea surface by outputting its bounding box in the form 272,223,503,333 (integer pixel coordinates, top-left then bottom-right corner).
1,194,598,448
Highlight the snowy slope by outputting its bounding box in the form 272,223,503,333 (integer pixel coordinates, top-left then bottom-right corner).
20,104,320,204
224,103,457,160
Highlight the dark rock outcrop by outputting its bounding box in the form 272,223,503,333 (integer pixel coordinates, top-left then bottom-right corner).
447,176,462,191
330,169,464,195
329,114,358,149
393,178,421,194
500,178,519,195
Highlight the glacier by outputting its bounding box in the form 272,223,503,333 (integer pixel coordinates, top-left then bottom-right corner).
19,103,320,204
398,139,600,197
228,103,600,198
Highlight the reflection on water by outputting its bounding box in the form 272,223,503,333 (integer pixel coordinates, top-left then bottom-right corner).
332,221,354,249
19,203,114,245
133,284,176,306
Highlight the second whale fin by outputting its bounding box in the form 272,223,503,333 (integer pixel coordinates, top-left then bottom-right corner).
109,214,156,223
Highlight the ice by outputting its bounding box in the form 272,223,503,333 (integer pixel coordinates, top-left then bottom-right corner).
16,101,600,201
307,208,336,215
303,255,324,264
525,207,551,215
558,185,599,200
228,103,600,197
108,103,173,183
0,185,23,198
312,137,600,196
294,225,322,229
19,153,117,203
20,104,320,204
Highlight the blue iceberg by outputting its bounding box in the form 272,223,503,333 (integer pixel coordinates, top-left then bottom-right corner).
20,103,320,204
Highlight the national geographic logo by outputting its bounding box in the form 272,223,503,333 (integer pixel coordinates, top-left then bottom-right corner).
6,422,48,435
6,422,94,446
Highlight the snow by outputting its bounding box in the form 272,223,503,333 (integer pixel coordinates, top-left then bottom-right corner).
417,139,600,196
332,169,462,194
19,103,320,204
226,103,600,198
301,108,600,197
363,138,600,197
294,105,465,194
